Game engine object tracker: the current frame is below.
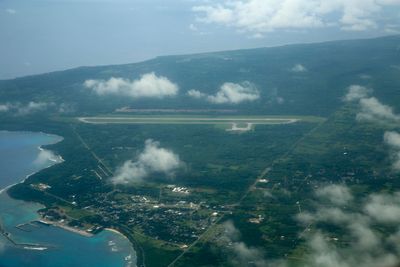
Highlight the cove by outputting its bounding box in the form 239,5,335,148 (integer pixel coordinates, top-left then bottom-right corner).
0,131,136,267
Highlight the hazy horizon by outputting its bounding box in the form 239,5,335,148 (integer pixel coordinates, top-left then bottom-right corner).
1,0,400,79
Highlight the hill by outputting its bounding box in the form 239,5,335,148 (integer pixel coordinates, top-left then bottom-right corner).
1,35,399,117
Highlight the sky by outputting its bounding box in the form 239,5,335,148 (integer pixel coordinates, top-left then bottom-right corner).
0,0,400,79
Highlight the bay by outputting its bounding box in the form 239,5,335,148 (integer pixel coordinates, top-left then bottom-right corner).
0,131,136,267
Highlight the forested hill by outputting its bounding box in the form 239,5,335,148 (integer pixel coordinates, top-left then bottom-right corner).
0,35,399,116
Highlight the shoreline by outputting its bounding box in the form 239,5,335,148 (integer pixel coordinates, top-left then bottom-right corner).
0,154,63,196
0,130,140,266
38,219,93,238
105,227,126,237
0,131,64,195
37,146,65,163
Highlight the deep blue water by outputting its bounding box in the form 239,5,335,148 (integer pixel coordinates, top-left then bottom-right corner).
0,131,136,267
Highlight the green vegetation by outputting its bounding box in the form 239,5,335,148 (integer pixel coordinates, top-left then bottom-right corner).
1,35,400,266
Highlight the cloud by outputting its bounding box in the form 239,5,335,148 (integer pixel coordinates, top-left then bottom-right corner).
188,82,260,104
58,103,76,114
384,24,400,34
192,0,400,35
357,97,400,123
221,221,268,267
216,185,400,267
0,104,11,112
263,189,275,198
34,149,61,166
0,102,74,115
343,85,372,102
384,131,400,171
231,242,267,267
112,139,181,184
295,185,400,267
5,8,16,14
187,89,206,99
222,220,241,241
315,184,353,206
17,101,50,115
343,85,400,123
291,64,307,73
0,102,53,116
344,86,400,172
365,191,400,223
189,23,198,31
208,82,260,104
276,96,285,104
84,72,179,99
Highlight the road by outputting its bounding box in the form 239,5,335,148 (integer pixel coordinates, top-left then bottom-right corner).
165,118,326,266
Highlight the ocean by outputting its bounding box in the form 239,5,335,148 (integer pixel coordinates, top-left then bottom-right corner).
0,131,136,267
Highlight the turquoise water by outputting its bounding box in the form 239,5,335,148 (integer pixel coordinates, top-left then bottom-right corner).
0,131,62,190
0,131,136,267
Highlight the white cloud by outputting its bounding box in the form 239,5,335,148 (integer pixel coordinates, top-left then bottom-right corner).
0,102,53,116
208,82,260,104
385,131,400,149
217,185,400,267
188,82,260,104
263,189,275,198
344,86,400,171
276,96,285,104
343,85,372,102
223,220,241,241
0,102,74,116
365,191,400,223
189,23,198,31
5,8,16,14
0,104,11,112
112,139,181,184
192,0,400,35
58,103,76,114
221,221,268,267
17,101,50,115
343,85,399,122
315,184,353,206
187,89,206,99
231,242,267,267
384,24,400,34
357,97,400,122
291,64,307,73
384,131,400,171
295,185,400,267
84,72,179,99
34,149,60,166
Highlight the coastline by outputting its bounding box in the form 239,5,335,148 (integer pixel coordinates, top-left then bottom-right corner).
37,146,65,163
0,172,36,195
0,130,64,195
0,150,63,196
109,226,145,267
38,219,93,237
105,228,126,237
0,130,140,266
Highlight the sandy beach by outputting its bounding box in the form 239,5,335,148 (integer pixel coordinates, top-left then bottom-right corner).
105,228,127,238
